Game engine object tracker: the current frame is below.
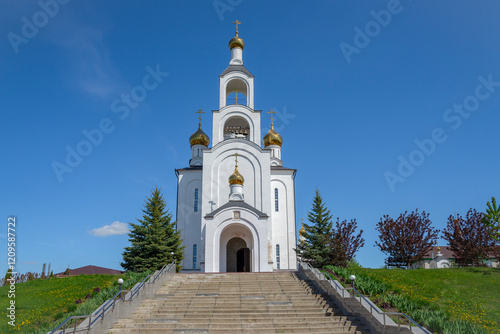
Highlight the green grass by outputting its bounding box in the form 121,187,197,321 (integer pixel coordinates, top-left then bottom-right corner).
0,272,149,333
325,265,500,334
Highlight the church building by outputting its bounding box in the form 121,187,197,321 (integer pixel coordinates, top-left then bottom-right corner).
175,23,297,273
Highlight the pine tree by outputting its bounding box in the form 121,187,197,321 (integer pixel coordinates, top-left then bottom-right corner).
482,197,500,242
296,189,333,268
122,187,185,272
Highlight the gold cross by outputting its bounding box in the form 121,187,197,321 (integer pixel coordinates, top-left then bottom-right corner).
234,92,239,105
267,109,277,123
234,152,239,166
195,109,205,124
233,20,241,34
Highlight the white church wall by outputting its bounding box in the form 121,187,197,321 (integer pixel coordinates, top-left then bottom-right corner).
202,141,271,216
176,170,202,270
271,170,297,270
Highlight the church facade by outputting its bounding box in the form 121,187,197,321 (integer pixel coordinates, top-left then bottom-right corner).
175,26,297,273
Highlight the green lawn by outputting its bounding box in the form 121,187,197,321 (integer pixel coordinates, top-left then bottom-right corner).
0,274,118,333
329,266,500,333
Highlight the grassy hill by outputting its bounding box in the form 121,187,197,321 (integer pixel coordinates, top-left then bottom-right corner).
0,272,147,333
325,265,500,334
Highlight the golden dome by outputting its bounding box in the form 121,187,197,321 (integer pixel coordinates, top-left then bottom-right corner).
229,165,244,185
229,32,245,50
299,224,306,236
263,124,283,147
189,125,210,147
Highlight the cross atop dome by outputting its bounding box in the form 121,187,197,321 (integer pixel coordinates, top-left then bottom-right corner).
233,20,241,35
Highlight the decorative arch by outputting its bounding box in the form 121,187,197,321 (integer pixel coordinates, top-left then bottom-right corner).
216,220,258,272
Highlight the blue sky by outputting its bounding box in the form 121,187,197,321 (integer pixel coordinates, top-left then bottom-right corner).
1,0,499,274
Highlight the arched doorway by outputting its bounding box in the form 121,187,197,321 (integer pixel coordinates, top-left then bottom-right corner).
226,237,251,272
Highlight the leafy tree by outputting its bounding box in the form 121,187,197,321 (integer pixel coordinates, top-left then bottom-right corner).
443,208,495,267
329,218,365,267
482,197,500,242
375,210,438,268
122,187,185,272
296,189,333,268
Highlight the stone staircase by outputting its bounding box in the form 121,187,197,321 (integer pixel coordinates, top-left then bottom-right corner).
108,272,371,334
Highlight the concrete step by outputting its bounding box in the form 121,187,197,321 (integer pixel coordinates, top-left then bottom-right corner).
108,272,371,334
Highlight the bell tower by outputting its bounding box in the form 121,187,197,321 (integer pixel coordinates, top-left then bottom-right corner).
212,21,260,146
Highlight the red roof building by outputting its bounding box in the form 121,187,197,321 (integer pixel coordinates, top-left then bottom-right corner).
55,265,123,276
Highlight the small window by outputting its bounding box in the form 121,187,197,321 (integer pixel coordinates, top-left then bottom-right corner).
274,188,279,212
193,244,197,270
194,188,199,212
276,244,280,270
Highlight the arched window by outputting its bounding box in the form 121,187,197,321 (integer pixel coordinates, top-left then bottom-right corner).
193,244,197,270
276,244,280,270
274,188,279,212
194,188,199,212
224,116,250,140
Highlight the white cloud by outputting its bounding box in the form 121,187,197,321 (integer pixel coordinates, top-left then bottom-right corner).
88,221,129,237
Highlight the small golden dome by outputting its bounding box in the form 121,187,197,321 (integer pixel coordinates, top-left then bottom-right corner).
299,224,306,236
436,246,441,252
263,124,283,147
189,125,210,147
229,165,244,185
229,32,245,50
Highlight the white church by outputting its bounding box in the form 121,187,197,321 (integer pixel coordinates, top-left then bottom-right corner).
175,23,297,273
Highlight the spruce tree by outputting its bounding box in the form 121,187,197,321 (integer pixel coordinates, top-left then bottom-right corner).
122,187,185,272
296,188,333,268
482,197,500,242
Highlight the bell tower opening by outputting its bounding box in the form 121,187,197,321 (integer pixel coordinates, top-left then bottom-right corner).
226,92,247,106
225,78,248,107
224,116,250,140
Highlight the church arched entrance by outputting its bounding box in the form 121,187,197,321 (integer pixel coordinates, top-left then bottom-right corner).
226,237,251,272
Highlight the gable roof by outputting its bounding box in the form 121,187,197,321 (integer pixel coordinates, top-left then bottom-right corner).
55,265,123,276
219,65,254,78
205,201,268,218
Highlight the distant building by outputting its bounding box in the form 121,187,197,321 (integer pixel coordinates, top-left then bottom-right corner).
411,246,499,269
55,265,123,276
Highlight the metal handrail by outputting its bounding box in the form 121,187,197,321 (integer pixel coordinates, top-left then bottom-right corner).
298,259,431,334
50,261,175,334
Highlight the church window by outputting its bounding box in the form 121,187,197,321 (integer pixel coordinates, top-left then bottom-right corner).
274,188,279,212
194,188,199,212
193,244,197,269
276,244,280,269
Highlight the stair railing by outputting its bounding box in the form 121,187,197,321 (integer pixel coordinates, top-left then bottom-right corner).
49,261,175,334
297,258,431,334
